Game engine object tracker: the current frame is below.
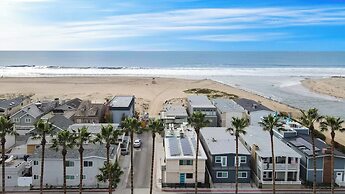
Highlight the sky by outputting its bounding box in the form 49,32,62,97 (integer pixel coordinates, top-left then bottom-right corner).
0,0,345,51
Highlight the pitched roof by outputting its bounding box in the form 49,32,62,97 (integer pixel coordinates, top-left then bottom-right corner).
234,98,271,112
50,115,74,131
74,101,103,117
0,96,29,109
54,98,82,111
11,104,43,118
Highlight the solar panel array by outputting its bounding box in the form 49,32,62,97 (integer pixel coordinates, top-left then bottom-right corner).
168,137,180,156
290,137,320,156
190,137,201,156
180,138,193,156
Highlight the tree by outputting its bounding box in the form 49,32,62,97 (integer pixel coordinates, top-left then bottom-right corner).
299,108,322,194
188,111,210,194
227,117,249,194
258,114,283,194
320,116,345,194
93,124,122,194
0,116,17,194
33,119,54,194
73,127,92,194
121,117,141,194
97,161,123,190
51,130,76,194
147,119,164,194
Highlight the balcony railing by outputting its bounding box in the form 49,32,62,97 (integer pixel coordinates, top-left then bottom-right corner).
260,163,299,170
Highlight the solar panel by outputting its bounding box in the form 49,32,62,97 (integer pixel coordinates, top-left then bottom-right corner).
169,137,180,156
295,138,320,151
190,137,201,156
180,138,193,156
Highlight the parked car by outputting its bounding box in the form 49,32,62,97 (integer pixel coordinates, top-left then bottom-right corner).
133,139,142,148
121,137,130,155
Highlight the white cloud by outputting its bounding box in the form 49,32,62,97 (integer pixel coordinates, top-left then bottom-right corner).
185,33,289,42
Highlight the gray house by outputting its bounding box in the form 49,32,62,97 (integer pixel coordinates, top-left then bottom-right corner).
187,95,217,127
160,104,188,127
0,96,30,116
108,96,135,124
30,144,119,188
276,119,345,186
212,99,247,128
200,127,251,183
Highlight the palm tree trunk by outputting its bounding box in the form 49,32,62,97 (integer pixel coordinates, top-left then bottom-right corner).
235,136,239,194
150,133,156,194
79,146,84,194
62,149,67,194
108,163,112,194
270,134,276,194
130,130,134,194
311,128,317,194
40,137,46,194
1,138,6,194
331,131,335,194
106,143,111,194
194,130,200,194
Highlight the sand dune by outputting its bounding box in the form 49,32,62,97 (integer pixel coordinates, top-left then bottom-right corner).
302,77,345,100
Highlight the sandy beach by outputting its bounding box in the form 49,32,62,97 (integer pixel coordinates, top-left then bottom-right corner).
302,77,345,100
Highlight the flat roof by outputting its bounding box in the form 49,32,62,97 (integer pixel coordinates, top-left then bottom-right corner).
200,127,250,155
109,96,134,108
241,125,300,158
68,123,119,134
187,95,215,109
212,99,245,113
234,98,272,112
162,105,188,117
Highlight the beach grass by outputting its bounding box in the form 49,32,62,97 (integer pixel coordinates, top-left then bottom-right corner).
184,88,238,99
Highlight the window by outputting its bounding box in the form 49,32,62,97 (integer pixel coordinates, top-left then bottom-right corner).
215,156,227,167
13,118,19,123
7,176,11,179
84,161,93,167
216,171,228,178
215,156,221,163
34,175,39,180
235,156,247,166
83,175,86,179
179,160,193,165
66,175,75,180
33,161,39,165
25,118,31,123
238,172,248,178
66,161,74,167
186,173,193,179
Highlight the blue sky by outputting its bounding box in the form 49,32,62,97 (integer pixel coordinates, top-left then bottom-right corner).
0,0,345,51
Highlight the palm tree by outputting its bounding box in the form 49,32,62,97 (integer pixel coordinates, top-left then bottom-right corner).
320,116,344,194
188,111,210,194
0,116,17,194
147,119,164,194
227,117,249,194
33,119,54,194
97,161,123,190
121,117,141,194
300,108,322,194
51,129,76,194
93,124,122,194
258,114,283,194
73,127,92,194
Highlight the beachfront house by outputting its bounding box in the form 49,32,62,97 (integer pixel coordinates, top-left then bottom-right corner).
276,119,345,186
30,144,119,188
187,95,217,127
73,100,105,124
161,127,207,187
0,96,31,116
200,127,251,183
51,98,82,118
212,99,247,128
108,96,135,124
240,125,301,188
160,104,188,127
234,98,274,126
10,101,58,135
0,157,32,187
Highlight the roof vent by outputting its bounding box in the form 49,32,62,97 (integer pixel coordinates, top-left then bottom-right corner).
252,104,258,109
211,137,217,142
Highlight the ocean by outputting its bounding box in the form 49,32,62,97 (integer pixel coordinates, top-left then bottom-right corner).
0,51,345,118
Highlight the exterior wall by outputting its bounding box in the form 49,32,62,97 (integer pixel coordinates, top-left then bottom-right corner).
111,108,134,124
305,157,324,183
5,134,15,150
13,114,36,135
31,157,109,187
0,162,26,187
27,145,37,155
0,98,30,116
190,107,217,127
221,112,247,128
74,116,100,124
164,159,206,184
249,110,274,126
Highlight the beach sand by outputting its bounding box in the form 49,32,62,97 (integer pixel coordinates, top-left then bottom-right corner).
302,77,345,100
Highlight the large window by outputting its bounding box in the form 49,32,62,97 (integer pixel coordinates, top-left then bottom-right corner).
66,161,74,167
84,161,93,167
33,161,38,165
215,156,227,167
186,173,193,179
179,160,193,165
235,156,247,166
216,171,228,178
238,171,248,178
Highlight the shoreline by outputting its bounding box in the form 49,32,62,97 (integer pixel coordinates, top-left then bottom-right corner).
302,77,345,100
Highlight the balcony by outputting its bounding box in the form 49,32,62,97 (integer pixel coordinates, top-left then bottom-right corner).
260,163,299,170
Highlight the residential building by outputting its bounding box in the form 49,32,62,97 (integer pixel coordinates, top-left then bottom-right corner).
26,136,53,155
212,99,247,128
11,101,57,135
108,96,135,124
160,104,188,127
276,119,345,186
161,127,207,187
30,144,119,188
74,100,105,124
200,127,251,183
0,157,32,187
240,125,301,188
234,98,274,126
52,98,82,117
187,95,217,127
68,123,120,137
0,96,30,116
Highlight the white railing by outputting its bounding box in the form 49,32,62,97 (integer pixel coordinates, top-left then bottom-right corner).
261,163,299,170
